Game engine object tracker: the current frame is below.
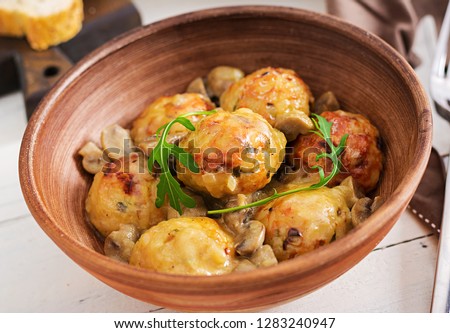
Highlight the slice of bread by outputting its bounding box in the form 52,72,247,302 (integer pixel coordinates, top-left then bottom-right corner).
0,0,83,50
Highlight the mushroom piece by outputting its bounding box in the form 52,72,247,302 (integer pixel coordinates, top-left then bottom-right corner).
104,224,140,263
313,91,341,114
340,176,364,208
371,196,384,211
222,194,253,234
206,66,245,99
274,110,315,142
249,245,278,268
101,124,134,160
270,169,322,197
351,196,383,226
233,259,257,272
166,189,207,219
78,141,107,174
186,77,209,99
234,220,266,256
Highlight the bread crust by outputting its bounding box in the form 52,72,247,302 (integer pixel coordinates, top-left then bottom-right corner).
0,0,83,50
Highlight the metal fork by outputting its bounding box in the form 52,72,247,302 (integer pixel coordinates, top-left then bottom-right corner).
430,0,450,313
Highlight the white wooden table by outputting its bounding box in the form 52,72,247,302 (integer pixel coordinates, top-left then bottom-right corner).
0,0,447,312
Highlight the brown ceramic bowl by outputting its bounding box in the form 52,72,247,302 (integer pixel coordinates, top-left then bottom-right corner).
19,6,432,311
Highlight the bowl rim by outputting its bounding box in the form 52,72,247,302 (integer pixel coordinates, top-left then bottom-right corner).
19,6,432,293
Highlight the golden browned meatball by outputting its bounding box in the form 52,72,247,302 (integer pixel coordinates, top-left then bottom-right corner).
290,110,383,193
85,153,166,237
130,93,215,147
129,217,236,275
254,180,357,261
220,67,314,141
176,108,287,198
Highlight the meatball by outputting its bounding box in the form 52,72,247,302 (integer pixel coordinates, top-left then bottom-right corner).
254,181,357,261
129,217,235,275
176,108,287,198
85,153,166,237
290,110,383,193
220,67,314,141
130,93,215,147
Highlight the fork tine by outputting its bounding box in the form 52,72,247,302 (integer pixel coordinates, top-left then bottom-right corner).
431,0,450,314
430,1,450,119
431,1,450,79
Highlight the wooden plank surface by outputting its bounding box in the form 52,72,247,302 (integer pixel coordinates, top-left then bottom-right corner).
0,0,442,312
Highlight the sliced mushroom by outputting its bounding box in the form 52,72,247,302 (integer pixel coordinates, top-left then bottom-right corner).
235,220,266,256
371,196,384,211
226,174,238,192
274,110,314,142
273,165,300,184
78,141,107,174
340,176,364,207
351,196,382,226
252,188,272,202
233,259,257,272
222,194,253,234
270,165,320,191
186,77,209,99
282,227,303,250
166,189,207,219
313,91,341,114
104,224,140,263
250,244,278,268
101,124,134,160
206,66,245,98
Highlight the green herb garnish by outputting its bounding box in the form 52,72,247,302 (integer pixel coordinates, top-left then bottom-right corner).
148,110,217,215
206,114,348,215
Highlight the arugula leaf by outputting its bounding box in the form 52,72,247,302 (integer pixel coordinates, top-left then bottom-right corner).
207,113,348,215
170,144,199,173
148,110,217,214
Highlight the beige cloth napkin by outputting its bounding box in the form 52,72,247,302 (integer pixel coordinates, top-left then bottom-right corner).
327,0,447,67
327,0,447,233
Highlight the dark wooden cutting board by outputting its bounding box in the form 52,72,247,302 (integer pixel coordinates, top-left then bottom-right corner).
0,0,141,119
